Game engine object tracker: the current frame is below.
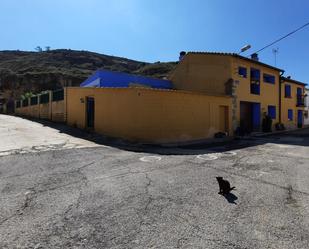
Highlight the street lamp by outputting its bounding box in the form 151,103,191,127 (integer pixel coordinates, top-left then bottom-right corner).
239,44,251,54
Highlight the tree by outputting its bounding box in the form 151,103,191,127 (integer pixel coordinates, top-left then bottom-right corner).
45,46,51,51
35,46,43,52
20,92,34,100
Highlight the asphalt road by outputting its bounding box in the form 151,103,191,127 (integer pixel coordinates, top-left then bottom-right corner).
1,115,309,249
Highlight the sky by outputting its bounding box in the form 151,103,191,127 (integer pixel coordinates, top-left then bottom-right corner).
0,0,308,83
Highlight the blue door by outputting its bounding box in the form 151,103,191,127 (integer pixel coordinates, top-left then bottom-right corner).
252,103,261,131
297,110,303,128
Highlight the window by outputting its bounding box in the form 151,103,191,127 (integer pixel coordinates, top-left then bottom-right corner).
297,87,304,106
288,109,293,121
285,84,291,98
250,68,260,95
268,106,276,119
263,74,275,84
238,67,247,78
251,68,260,80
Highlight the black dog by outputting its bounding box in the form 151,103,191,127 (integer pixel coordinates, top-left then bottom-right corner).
216,177,235,195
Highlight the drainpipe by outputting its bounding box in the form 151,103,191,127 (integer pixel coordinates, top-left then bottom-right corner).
279,71,285,124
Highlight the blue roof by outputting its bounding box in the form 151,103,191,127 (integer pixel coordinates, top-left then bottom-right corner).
80,69,173,89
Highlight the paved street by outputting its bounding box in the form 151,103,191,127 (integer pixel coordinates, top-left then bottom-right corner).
0,115,99,157
1,114,309,249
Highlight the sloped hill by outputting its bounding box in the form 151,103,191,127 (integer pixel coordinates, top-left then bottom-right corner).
0,49,176,99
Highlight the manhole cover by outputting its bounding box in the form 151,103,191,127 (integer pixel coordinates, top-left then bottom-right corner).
197,154,219,160
222,151,237,156
139,156,162,162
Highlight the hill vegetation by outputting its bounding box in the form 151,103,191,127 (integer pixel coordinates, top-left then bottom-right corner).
0,49,177,100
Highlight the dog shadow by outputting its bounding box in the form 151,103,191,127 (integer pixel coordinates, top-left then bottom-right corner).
219,192,238,205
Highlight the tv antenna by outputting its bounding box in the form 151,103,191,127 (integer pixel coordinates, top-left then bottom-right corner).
272,48,279,66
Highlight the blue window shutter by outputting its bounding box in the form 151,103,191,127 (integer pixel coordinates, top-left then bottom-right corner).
251,83,260,95
263,74,268,82
285,85,291,97
239,67,247,78
251,69,255,78
268,106,276,119
251,69,257,79
263,74,275,84
288,109,293,120
250,68,261,95
296,87,303,105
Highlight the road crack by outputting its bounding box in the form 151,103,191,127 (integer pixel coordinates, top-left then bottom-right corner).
0,190,37,225
144,172,154,212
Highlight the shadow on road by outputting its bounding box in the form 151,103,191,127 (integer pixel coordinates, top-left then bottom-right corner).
221,192,238,205
15,116,309,156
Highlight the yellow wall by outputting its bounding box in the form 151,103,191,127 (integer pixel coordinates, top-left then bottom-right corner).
231,57,281,129
169,53,282,131
281,80,305,129
169,53,232,95
51,100,66,122
29,104,40,118
16,106,28,116
16,100,31,116
39,103,50,120
66,87,232,144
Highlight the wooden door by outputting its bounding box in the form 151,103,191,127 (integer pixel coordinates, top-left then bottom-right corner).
219,106,229,134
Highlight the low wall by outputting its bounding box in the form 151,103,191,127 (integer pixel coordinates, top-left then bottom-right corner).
67,87,232,144
39,103,50,120
19,106,31,116
51,100,66,122
29,105,40,118
14,90,66,123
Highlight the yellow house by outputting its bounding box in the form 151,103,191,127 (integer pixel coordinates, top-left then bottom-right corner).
170,52,283,134
280,77,306,129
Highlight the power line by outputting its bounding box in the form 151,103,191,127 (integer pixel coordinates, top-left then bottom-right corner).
253,21,309,54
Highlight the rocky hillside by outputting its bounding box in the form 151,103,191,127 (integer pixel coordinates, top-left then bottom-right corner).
0,49,176,100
